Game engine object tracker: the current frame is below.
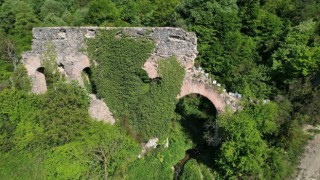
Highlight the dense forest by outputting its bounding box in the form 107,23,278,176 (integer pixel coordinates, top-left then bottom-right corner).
1,0,320,179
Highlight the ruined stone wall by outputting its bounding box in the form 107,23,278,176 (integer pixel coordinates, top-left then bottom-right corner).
22,27,240,123
22,27,198,90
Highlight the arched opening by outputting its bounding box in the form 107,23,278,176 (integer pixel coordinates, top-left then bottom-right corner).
82,67,97,94
178,78,227,112
33,67,47,94
36,67,45,73
176,94,217,144
57,63,67,78
174,94,219,179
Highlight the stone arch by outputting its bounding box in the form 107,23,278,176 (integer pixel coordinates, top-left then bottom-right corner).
82,67,92,78
69,55,91,86
32,67,47,94
82,67,97,94
36,67,45,73
177,78,226,113
176,93,218,147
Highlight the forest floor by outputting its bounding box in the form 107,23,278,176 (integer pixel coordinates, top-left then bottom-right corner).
295,125,320,180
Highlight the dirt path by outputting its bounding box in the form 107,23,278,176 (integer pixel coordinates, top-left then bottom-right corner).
295,126,320,180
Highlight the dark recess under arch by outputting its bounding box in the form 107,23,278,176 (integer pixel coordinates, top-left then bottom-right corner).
36,67,45,74
82,67,97,94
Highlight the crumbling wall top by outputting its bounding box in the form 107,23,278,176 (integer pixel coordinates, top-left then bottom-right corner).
29,27,197,67
23,27,198,88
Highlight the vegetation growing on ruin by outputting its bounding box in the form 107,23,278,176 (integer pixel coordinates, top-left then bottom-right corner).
1,0,320,179
41,42,61,86
87,29,185,140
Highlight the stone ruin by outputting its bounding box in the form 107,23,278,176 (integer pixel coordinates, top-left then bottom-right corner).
22,27,240,124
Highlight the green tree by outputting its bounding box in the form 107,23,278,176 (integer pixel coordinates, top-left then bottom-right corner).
290,0,320,23
115,0,154,26
42,13,67,26
151,0,180,26
0,0,39,52
263,0,294,18
0,151,45,179
0,89,41,152
239,3,285,60
272,20,320,83
180,159,202,180
45,124,139,179
176,0,272,98
217,111,268,179
0,32,18,70
72,8,89,26
85,0,121,26
39,0,65,18
39,81,90,145
11,64,31,91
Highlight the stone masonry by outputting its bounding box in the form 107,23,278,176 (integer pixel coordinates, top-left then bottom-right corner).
22,27,240,124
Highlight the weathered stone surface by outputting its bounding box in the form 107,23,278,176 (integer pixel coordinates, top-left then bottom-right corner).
178,77,226,112
139,137,159,158
88,94,115,124
176,68,240,112
23,27,198,93
22,53,47,94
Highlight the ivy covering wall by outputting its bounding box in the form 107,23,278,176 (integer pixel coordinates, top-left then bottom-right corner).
87,30,185,140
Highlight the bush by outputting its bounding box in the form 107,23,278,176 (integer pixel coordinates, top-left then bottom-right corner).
11,64,31,91
180,159,202,180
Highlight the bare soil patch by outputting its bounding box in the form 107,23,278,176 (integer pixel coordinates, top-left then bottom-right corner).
295,125,320,180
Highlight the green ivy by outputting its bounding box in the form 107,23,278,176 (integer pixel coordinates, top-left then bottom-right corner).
87,30,185,140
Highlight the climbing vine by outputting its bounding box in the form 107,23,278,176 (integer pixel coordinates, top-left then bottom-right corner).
87,30,185,140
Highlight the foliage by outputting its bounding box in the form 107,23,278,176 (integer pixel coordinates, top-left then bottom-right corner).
87,30,185,140
38,81,90,146
272,20,320,83
180,159,202,180
0,61,13,91
0,0,38,52
1,0,320,179
45,124,139,179
175,0,272,98
239,2,285,60
176,94,217,145
126,119,193,179
0,81,139,179
40,0,65,18
82,70,93,93
42,13,67,27
214,102,306,179
11,64,31,91
273,20,319,81
85,0,121,26
41,41,61,86
0,32,15,91
216,110,268,179
0,151,45,180
0,89,41,152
